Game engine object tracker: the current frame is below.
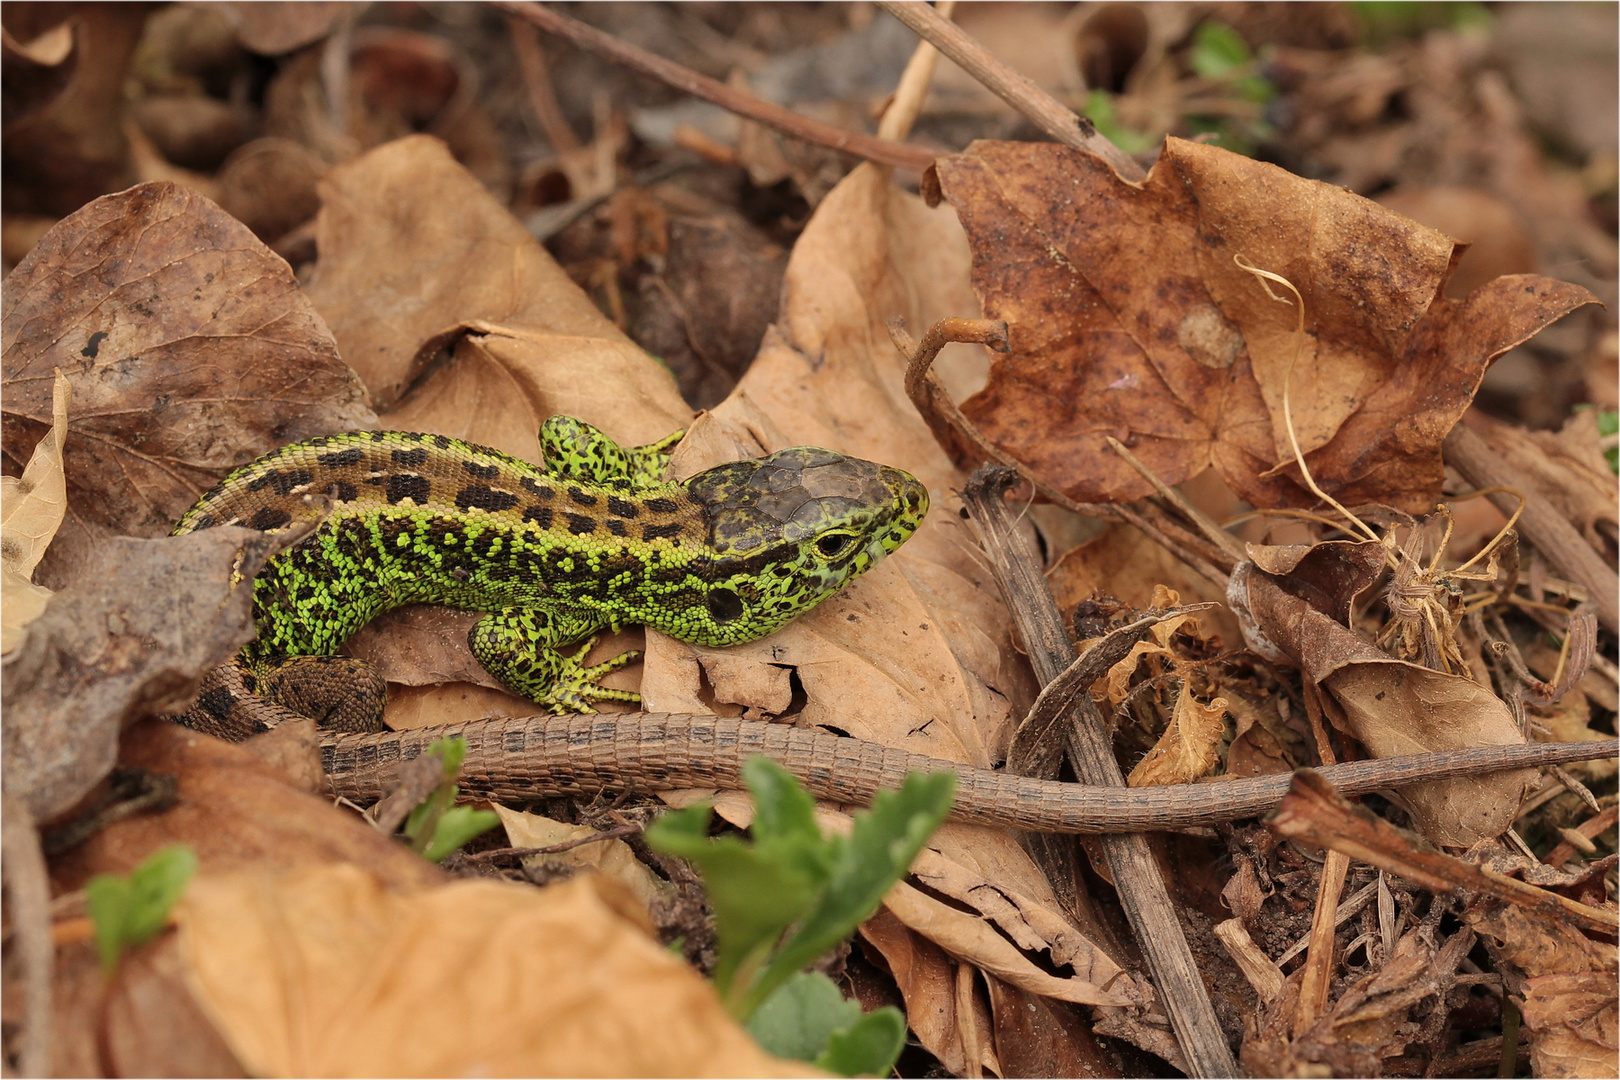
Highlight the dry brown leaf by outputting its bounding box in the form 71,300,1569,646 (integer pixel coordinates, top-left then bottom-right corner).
1125,681,1227,788
0,4,146,216
175,866,816,1078
1228,562,1530,845
1520,971,1619,1078
646,161,1027,772
930,137,1599,513
306,135,685,435
3,532,282,823
492,804,672,911
0,368,69,653
49,718,442,891
1468,896,1619,1079
206,1,349,56
858,906,997,1078
0,181,373,590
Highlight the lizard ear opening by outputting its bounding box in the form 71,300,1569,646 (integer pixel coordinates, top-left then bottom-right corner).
706,588,744,623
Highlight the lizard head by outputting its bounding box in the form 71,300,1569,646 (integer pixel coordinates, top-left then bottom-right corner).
670,446,928,646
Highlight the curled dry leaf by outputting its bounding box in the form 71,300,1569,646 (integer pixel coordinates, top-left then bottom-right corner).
1463,855,1619,1078
0,4,147,217
0,369,69,653
1228,561,1530,845
305,135,688,440
0,181,373,589
1241,925,1477,1077
2,530,280,822
929,137,1600,512
491,804,673,912
175,866,815,1078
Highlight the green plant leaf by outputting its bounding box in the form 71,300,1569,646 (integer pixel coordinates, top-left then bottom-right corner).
745,971,860,1063
648,756,954,1029
422,805,500,862
816,1006,907,1077
741,769,955,1018
646,791,827,1003
1190,20,1252,78
85,845,197,973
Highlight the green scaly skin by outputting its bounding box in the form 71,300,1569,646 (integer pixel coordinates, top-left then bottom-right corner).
171,416,928,735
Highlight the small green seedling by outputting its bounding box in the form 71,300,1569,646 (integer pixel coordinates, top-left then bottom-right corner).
84,844,197,974
648,756,955,1076
403,736,500,862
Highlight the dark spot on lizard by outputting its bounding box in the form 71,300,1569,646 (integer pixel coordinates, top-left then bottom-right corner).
456,485,519,513
605,519,628,537
522,506,554,528
642,522,683,542
568,486,597,507
391,447,428,467
318,448,364,467
565,513,597,535
247,469,314,495
463,461,500,480
386,474,431,505
521,477,555,499
644,497,679,514
249,507,293,531
607,496,639,518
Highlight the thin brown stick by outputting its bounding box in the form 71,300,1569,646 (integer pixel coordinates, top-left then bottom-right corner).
1294,848,1350,1036
1443,422,1618,635
1105,435,1248,564
876,0,1146,182
497,2,940,172
2,795,53,1077
961,466,1239,1077
507,13,580,152
461,824,644,862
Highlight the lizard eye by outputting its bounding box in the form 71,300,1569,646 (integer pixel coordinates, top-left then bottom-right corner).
707,588,744,623
815,532,853,558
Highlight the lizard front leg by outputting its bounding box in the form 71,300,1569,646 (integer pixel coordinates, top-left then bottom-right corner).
539,415,685,488
469,608,642,713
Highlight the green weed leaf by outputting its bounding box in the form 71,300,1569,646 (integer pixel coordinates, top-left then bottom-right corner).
816,1006,907,1077
85,845,197,973
746,971,860,1062
422,805,500,863
742,769,955,1018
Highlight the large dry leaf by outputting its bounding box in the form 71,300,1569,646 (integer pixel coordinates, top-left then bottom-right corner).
647,162,1030,769
1228,561,1530,845
48,718,443,892
305,134,688,441
931,137,1600,512
175,866,816,1078
2,531,279,822
0,181,373,589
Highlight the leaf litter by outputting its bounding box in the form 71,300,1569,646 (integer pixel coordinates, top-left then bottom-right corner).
1,4,1615,1078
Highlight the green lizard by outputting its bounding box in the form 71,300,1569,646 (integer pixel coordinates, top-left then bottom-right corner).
172,416,928,739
